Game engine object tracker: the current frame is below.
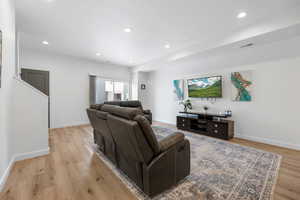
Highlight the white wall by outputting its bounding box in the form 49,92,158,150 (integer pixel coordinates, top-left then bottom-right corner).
138,72,151,109
12,78,49,158
20,49,131,128
95,78,106,104
130,71,151,108
0,0,16,189
144,37,300,150
131,71,138,100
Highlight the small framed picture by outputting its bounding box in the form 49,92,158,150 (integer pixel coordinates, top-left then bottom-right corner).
141,84,146,90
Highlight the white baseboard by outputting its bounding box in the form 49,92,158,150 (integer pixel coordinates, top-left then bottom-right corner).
14,148,50,162
153,119,176,125
235,134,300,151
52,121,90,129
0,158,15,192
0,148,49,192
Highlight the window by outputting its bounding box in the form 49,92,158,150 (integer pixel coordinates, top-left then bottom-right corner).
89,76,131,105
105,80,130,101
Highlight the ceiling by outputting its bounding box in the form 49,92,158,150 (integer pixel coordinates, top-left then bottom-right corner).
16,0,300,67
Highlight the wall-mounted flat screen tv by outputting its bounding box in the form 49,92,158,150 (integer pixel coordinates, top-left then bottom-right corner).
187,76,222,98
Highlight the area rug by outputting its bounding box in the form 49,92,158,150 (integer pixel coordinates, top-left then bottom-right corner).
93,125,281,200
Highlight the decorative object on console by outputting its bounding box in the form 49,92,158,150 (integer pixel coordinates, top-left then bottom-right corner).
179,99,192,112
203,105,209,113
231,70,253,101
172,79,184,101
225,110,232,117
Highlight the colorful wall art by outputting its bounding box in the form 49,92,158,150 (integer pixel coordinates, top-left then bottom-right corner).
173,79,184,101
231,70,253,101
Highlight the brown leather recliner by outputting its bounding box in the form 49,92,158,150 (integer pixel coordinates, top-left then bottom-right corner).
100,104,190,197
87,105,118,165
104,100,152,124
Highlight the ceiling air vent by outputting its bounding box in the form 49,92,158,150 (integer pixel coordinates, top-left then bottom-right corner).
240,43,254,48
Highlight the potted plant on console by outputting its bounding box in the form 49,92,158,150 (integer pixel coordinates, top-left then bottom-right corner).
180,99,192,112
203,105,209,114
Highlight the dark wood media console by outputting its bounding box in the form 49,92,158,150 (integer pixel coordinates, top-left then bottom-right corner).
177,112,234,140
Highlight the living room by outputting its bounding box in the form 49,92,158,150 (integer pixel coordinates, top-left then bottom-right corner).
1,0,300,200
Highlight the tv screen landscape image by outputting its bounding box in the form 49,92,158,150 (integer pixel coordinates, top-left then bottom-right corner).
188,76,222,98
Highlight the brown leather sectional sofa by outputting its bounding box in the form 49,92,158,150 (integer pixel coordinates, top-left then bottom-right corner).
87,101,190,197
103,100,152,124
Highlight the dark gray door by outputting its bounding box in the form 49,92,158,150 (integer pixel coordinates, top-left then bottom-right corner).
21,68,50,128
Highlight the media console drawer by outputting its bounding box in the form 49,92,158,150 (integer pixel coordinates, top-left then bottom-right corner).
208,122,227,132
177,116,189,130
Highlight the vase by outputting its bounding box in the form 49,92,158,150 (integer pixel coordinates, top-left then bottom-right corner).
184,106,188,112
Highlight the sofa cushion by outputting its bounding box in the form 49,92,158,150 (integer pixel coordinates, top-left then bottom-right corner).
105,100,143,109
144,114,152,123
90,104,104,110
134,115,160,155
159,132,184,152
104,101,121,106
120,101,142,108
143,109,151,114
95,110,108,120
101,104,143,120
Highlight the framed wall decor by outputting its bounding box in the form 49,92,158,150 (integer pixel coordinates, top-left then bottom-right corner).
173,79,184,101
231,70,253,102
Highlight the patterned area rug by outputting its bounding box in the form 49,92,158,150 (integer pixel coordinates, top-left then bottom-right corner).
94,125,281,200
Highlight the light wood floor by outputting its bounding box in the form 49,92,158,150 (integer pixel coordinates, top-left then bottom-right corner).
1,122,299,200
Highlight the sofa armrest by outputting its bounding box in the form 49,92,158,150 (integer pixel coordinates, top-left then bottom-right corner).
143,138,190,197
143,109,151,114
159,132,184,152
142,110,152,124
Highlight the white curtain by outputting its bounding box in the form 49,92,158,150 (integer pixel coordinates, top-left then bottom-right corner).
89,75,106,105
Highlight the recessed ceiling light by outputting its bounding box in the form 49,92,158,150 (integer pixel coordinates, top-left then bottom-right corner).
164,44,171,49
237,12,247,19
96,53,101,56
42,41,49,45
124,28,132,33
